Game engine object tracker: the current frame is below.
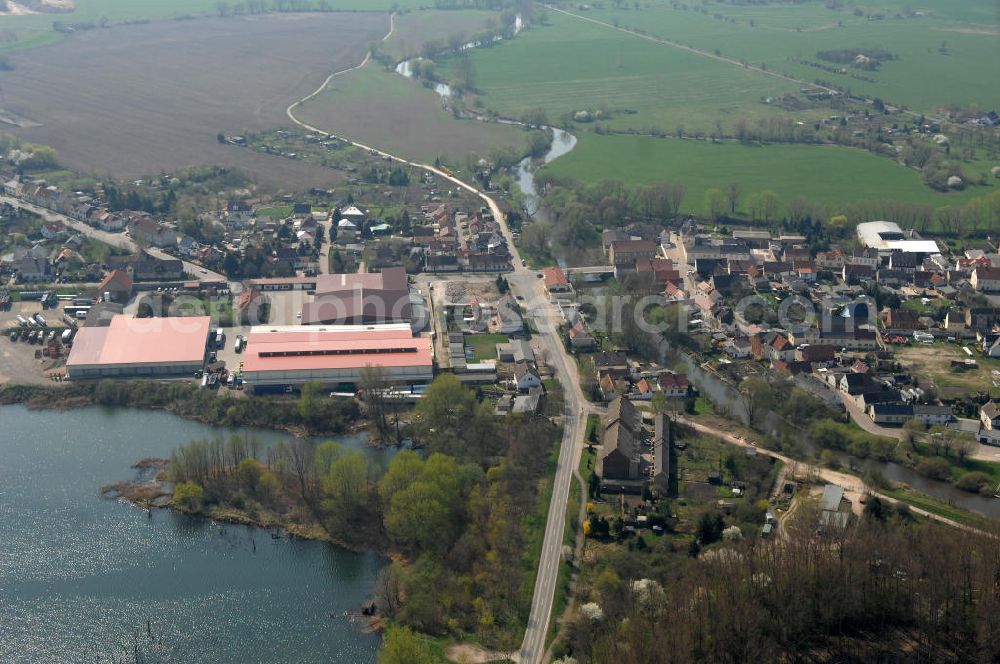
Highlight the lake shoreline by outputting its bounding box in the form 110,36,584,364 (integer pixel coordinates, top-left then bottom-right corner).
0,381,366,438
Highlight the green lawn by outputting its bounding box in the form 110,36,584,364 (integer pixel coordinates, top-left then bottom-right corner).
256,205,293,218
541,132,988,215
297,62,531,167
465,333,507,362
579,0,1000,115
447,10,812,135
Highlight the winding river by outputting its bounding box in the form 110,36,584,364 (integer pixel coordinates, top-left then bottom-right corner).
0,405,388,664
393,15,577,218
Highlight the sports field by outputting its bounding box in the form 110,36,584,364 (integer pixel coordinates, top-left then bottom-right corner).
541,133,986,213
578,0,999,115
297,63,531,168
447,10,821,135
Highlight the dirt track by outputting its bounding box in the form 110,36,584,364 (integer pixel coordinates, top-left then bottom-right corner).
1,12,388,189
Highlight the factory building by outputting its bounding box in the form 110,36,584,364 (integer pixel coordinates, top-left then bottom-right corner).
66,315,211,379
240,323,434,393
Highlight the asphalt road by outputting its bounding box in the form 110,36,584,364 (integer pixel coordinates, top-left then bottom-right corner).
1,195,230,286
284,22,595,658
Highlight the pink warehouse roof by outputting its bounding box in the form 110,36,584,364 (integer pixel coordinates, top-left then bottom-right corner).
67,315,212,367
242,326,432,373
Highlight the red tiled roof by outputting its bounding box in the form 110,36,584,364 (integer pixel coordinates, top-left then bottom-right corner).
543,266,569,288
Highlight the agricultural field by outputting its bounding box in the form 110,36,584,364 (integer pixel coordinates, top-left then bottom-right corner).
895,342,1000,400
0,0,426,53
296,62,532,168
445,10,823,135
0,12,388,188
573,0,1000,115
540,133,986,213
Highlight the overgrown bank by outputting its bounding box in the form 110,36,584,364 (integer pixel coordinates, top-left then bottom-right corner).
0,380,360,436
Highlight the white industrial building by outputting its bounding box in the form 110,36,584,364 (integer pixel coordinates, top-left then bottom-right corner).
855,221,940,254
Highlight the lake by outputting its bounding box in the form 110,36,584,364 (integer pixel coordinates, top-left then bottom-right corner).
0,404,386,664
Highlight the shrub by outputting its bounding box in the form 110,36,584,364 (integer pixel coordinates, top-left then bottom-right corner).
173,481,204,511
916,457,951,481
955,471,992,494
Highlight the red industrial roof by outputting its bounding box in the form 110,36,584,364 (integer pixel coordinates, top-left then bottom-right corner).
67,315,211,367
241,326,432,373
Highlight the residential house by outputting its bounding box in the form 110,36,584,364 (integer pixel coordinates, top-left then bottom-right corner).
657,371,689,397
513,362,542,391
981,402,1000,431
796,344,836,363
839,372,876,396
912,404,953,426
341,205,366,224
226,201,254,229
885,308,921,333
599,397,641,484
512,394,542,415
593,350,629,380
724,337,753,359
495,295,524,336
130,218,177,248
16,255,51,282
97,270,133,303
40,221,65,240
568,320,596,350
236,287,266,325
608,239,656,275
634,377,655,401
888,251,918,273
972,267,1000,292
967,308,1000,333
337,218,359,242
496,339,534,364
869,403,914,425
842,263,876,283
543,266,574,298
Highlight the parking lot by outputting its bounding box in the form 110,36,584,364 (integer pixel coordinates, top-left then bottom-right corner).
262,290,312,327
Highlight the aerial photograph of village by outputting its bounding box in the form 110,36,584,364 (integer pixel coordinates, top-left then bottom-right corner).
0,0,998,662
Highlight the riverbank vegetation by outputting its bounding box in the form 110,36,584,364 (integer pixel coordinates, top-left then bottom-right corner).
0,380,359,435
142,375,560,652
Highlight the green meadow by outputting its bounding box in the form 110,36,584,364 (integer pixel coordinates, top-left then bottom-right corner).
541,133,987,214
579,0,999,114
448,10,822,135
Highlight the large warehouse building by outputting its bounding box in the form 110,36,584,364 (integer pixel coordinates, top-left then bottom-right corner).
301,267,412,326
855,221,940,254
240,323,434,393
66,315,211,379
